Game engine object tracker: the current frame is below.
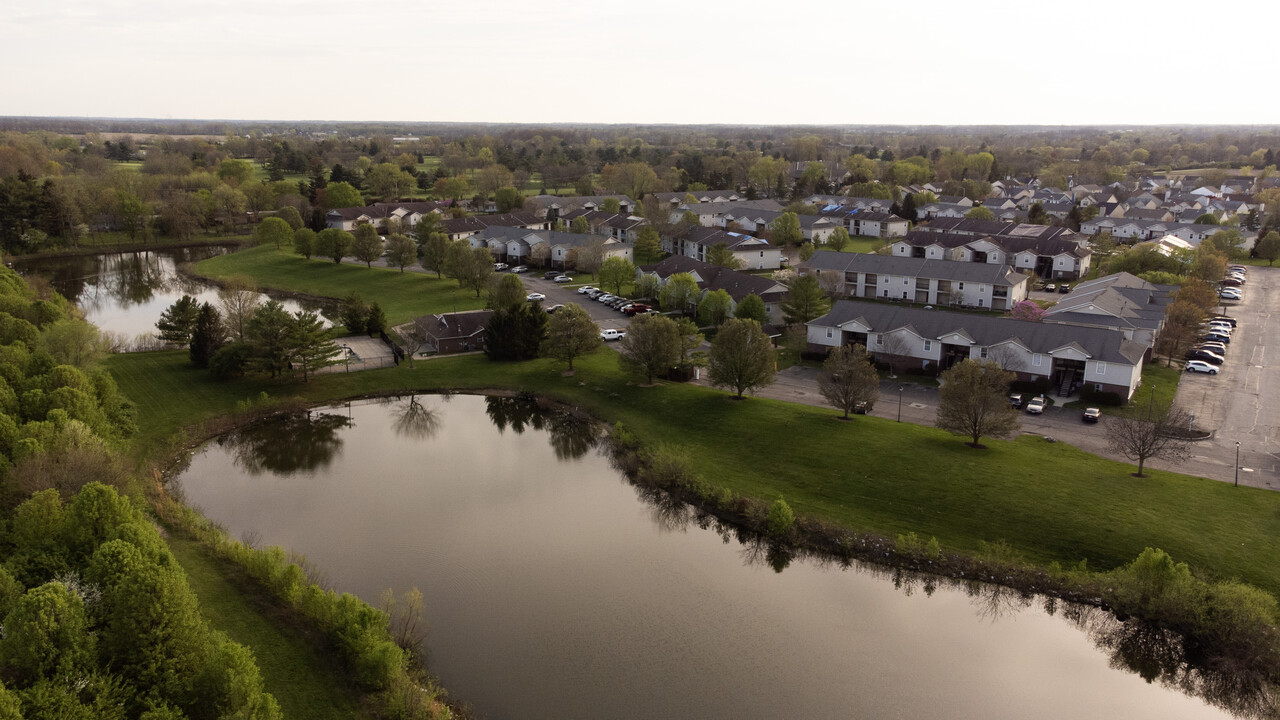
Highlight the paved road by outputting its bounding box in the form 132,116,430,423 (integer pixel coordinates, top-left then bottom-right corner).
521,274,634,331
1171,265,1280,490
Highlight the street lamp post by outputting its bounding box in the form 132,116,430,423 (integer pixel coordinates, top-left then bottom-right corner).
897,384,905,422
340,345,351,373
1235,441,1240,487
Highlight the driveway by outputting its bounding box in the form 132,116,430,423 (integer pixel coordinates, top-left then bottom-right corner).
1171,265,1280,490
521,273,633,331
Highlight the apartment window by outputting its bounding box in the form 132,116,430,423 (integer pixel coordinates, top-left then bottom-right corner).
1032,354,1042,367
978,299,984,307
980,347,988,359
904,278,909,285
826,328,833,339
1096,362,1107,375
958,282,964,290
923,340,932,352
876,334,883,346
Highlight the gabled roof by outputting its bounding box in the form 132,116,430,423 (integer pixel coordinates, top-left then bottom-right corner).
800,251,1029,287
810,301,1146,366
641,256,787,302
684,227,773,251
1044,272,1173,335
415,310,494,341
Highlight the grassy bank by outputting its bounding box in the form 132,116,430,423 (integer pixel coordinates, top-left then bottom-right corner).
106,348,1280,597
167,536,364,719
192,244,485,325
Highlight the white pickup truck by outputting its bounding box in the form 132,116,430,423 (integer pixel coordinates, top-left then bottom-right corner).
599,328,627,341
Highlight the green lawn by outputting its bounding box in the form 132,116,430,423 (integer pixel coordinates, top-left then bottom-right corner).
168,536,362,719
106,348,1280,598
1065,362,1183,417
192,244,486,325
833,237,885,254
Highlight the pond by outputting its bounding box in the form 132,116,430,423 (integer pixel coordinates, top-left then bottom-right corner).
13,246,322,347
172,395,1258,720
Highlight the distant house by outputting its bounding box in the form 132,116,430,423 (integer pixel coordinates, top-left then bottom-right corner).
413,310,494,355
325,201,453,231
807,301,1147,400
468,227,632,268
524,195,635,221
671,227,783,270
555,209,648,242
890,230,1092,279
1043,272,1174,354
638,255,789,325
799,251,1030,311
651,190,744,205
441,211,547,242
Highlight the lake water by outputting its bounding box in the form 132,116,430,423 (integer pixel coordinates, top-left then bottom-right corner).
13,246,321,345
173,395,1252,720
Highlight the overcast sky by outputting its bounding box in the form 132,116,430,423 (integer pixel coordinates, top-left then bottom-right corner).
3,0,1277,126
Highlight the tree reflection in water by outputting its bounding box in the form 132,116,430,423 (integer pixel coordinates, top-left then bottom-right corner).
620,468,1279,718
221,411,353,475
387,394,443,440
485,396,597,460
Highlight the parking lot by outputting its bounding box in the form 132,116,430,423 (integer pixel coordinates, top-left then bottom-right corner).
1173,265,1280,489
520,273,634,331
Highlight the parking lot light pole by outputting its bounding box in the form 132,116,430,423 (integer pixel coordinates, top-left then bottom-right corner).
1235,441,1240,487
340,345,351,373
897,384,905,422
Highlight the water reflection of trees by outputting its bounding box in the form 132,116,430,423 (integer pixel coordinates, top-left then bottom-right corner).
619,468,1279,718
484,396,598,460
221,411,353,475
386,395,443,440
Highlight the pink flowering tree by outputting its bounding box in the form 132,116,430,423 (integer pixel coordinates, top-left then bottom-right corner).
1009,300,1047,322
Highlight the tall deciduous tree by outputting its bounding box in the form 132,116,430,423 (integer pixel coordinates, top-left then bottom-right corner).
597,256,635,295
244,301,294,378
384,233,417,272
965,206,995,221
1106,400,1193,478
446,243,495,297
781,274,830,326
483,303,547,361
935,359,1019,448
770,212,802,246
351,224,383,267
323,181,364,209
634,225,662,264
617,313,681,384
417,231,450,278
576,238,607,278
155,295,200,347
189,303,228,368
276,205,304,230
706,243,743,269
365,163,416,200
818,344,880,419
541,303,601,372
292,228,316,259
1156,300,1205,367
823,227,851,252
1255,231,1280,265
217,275,261,343
697,289,734,327
734,293,768,324
658,272,700,313
708,318,776,398
488,273,527,311
570,216,590,234
253,216,293,248
316,228,354,264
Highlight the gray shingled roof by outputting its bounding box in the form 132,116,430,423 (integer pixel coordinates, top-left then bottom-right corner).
810,301,1147,365
800,251,1027,287
642,256,787,302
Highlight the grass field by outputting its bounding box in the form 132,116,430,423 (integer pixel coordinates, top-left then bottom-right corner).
168,536,363,719
192,244,486,325
106,347,1280,597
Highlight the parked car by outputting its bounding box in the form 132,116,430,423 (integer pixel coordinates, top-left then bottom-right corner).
1185,349,1225,365
526,292,546,302
595,293,616,304
553,275,572,283
1185,360,1219,374
578,285,599,295
1045,284,1056,292
1202,323,1232,334
1008,393,1024,409
599,328,626,341
585,289,605,299
1057,284,1071,294
1218,288,1242,300
493,262,508,272
1208,315,1237,327
1195,343,1228,356
510,265,529,274
544,270,561,280
1201,332,1231,344
623,303,652,316
1220,278,1243,287
1082,407,1101,423
544,304,565,314
1024,396,1047,414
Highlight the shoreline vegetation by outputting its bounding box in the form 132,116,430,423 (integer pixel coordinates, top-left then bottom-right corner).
148,385,1280,716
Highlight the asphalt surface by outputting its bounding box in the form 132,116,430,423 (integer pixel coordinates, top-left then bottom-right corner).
521,273,634,331
1170,265,1279,490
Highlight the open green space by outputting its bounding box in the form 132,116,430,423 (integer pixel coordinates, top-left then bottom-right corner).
193,243,486,325
106,346,1280,597
167,535,363,719
833,236,887,254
